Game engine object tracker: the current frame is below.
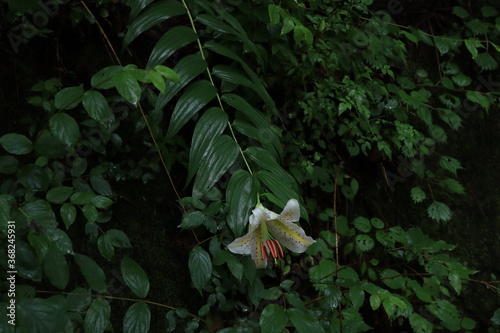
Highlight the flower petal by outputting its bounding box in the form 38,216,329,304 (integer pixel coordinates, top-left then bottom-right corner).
267,219,315,253
278,199,300,223
228,224,268,268
249,205,278,228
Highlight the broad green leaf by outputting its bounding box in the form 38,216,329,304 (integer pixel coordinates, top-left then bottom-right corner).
282,17,295,34
114,70,141,105
226,170,259,237
34,131,68,158
452,6,469,18
60,203,76,229
212,65,256,90
0,155,18,173
54,85,84,110
257,170,308,221
74,254,107,293
205,42,276,113
491,308,500,325
189,246,212,290
123,0,186,46
17,164,49,191
124,302,151,333
245,146,295,187
82,90,114,123
147,26,197,68
353,216,371,232
91,195,114,209
127,0,155,20
66,287,92,312
166,80,217,139
49,113,80,146
84,298,111,333
90,175,113,196
370,294,381,310
260,304,287,333
91,65,122,89
448,271,462,295
197,14,237,35
179,211,205,229
474,52,498,71
17,298,67,333
187,107,228,184
46,186,73,203
149,71,166,93
0,134,33,155
155,54,207,114
268,4,280,24
71,192,96,205
438,178,465,194
427,201,451,222
45,228,73,254
409,313,433,333
107,229,132,248
426,300,461,331
23,200,56,229
222,93,282,159
226,254,244,280
287,308,325,333
121,255,150,298
82,204,98,223
349,285,365,309
43,249,69,289
154,65,180,83
452,73,471,87
98,234,115,260
192,135,238,199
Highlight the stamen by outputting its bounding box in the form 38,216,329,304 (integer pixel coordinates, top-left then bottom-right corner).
267,239,278,258
260,242,267,261
274,239,284,258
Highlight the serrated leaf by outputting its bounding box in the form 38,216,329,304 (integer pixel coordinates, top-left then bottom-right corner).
464,38,482,59
124,302,151,333
355,234,374,252
426,300,461,331
187,107,228,184
226,170,259,237
427,201,452,222
474,52,498,71
84,298,111,333
82,90,114,123
0,133,33,155
410,186,427,203
260,304,287,333
439,156,463,175
439,178,465,194
147,26,197,68
123,0,186,46
353,216,371,232
287,308,325,333
121,256,150,298
409,313,433,333
370,218,384,229
114,70,141,105
54,85,84,110
46,186,73,203
74,254,107,293
448,271,462,295
189,246,212,290
192,135,238,199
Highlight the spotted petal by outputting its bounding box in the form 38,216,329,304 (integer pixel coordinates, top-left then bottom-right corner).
278,199,300,223
228,224,268,268
266,219,315,253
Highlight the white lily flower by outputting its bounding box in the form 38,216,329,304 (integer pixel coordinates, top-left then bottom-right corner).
228,199,316,268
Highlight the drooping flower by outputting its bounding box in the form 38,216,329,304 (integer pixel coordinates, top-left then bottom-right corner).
228,199,315,268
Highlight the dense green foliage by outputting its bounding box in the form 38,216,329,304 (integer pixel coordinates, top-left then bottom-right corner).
1,0,499,332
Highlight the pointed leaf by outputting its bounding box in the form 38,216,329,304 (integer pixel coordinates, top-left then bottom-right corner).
82,90,114,123
114,71,141,105
212,65,256,89
124,302,151,333
74,254,107,293
147,26,197,68
226,170,259,237
155,54,207,115
189,246,212,290
260,304,287,333
166,80,217,138
91,66,122,89
121,255,150,298
187,107,228,184
0,133,33,155
154,65,180,83
46,186,73,203
84,298,111,333
43,249,69,289
123,0,186,46
287,308,325,333
54,85,84,110
192,135,238,198
49,113,80,146
60,203,76,229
